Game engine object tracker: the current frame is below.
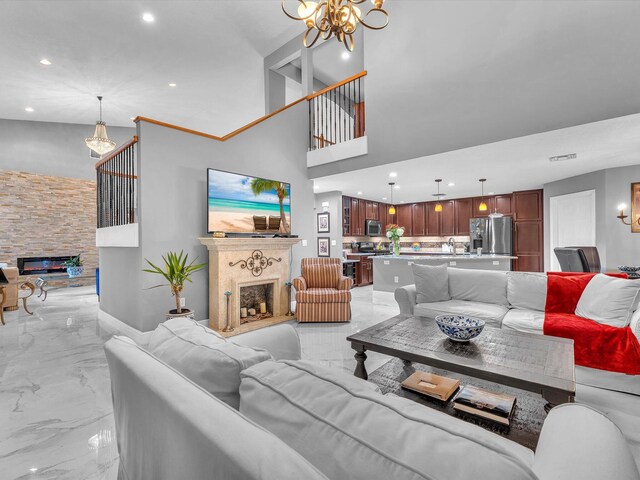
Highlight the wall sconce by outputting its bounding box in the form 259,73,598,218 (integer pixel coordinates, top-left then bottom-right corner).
617,203,640,226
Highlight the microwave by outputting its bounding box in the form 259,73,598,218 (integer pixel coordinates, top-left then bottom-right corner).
365,219,382,237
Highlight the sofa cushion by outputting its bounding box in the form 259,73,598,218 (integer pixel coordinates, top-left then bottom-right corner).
414,299,508,328
148,318,272,409
507,272,547,312
303,264,340,288
449,268,508,305
240,360,537,480
502,309,545,335
412,263,450,303
575,274,640,327
296,288,351,303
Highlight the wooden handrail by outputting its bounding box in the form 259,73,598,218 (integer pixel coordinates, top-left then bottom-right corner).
95,136,138,168
133,71,367,143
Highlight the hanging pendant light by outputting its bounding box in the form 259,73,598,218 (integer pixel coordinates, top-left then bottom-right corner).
434,179,443,212
388,182,396,215
478,178,488,212
85,96,116,155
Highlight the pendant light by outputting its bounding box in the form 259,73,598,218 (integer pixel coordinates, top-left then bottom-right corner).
388,182,396,215
478,178,488,212
434,179,443,212
85,96,116,155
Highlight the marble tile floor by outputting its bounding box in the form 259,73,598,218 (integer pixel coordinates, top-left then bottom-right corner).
0,285,399,479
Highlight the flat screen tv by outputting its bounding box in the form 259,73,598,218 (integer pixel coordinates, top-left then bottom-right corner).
207,168,291,234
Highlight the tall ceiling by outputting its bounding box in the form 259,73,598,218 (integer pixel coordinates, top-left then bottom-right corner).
0,0,301,134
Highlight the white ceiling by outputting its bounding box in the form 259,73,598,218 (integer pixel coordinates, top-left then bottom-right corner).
313,113,640,203
0,0,301,133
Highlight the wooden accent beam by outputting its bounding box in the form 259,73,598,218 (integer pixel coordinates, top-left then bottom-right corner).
95,136,138,168
133,71,368,143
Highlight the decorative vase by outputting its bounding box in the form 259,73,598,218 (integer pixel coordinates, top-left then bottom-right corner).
393,240,400,256
166,308,195,321
67,266,84,278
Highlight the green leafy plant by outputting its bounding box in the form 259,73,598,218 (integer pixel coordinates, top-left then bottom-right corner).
64,255,83,267
143,251,206,314
250,178,290,233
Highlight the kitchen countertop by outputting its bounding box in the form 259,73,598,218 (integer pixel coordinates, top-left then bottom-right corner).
342,259,360,264
374,254,517,260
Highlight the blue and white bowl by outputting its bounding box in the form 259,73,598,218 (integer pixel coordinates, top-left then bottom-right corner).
435,315,485,342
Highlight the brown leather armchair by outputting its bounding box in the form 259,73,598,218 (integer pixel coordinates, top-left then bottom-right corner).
1,267,19,311
293,258,353,323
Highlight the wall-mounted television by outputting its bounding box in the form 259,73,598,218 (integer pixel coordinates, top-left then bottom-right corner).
207,168,291,234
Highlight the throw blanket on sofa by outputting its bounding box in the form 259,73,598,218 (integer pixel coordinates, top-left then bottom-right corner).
543,273,640,375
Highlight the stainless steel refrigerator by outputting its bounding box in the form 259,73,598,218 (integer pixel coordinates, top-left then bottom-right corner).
469,216,513,255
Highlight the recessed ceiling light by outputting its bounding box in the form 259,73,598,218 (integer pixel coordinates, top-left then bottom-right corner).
29,468,38,473
389,172,397,178
448,182,455,187
168,83,177,87
25,107,34,112
382,197,387,200
357,191,363,195
399,200,405,203
341,52,350,60
313,184,319,190
40,58,51,65
393,185,400,189
142,12,155,22
488,192,495,195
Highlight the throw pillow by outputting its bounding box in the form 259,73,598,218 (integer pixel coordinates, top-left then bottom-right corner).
303,264,340,288
448,268,508,305
507,272,547,311
412,263,450,303
148,318,272,409
575,274,640,327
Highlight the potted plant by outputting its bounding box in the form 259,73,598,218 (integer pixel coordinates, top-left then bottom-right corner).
143,250,206,320
65,255,84,277
385,224,405,256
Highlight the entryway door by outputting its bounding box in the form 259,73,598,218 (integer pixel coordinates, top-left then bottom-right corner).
549,190,596,271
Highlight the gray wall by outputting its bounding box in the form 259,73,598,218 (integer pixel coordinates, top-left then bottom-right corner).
0,118,135,180
544,164,640,271
314,191,343,258
99,103,314,332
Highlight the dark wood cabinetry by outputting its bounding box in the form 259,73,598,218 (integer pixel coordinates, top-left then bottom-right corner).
472,196,494,217
396,204,413,236
348,197,364,236
454,198,473,235
411,203,426,236
494,194,513,215
347,255,373,286
426,202,440,236
513,190,543,272
365,201,379,221
342,196,351,235
440,201,455,236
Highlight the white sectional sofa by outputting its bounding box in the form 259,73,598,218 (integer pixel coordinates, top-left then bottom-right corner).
105,318,640,480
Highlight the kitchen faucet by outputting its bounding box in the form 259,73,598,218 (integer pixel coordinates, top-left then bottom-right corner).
447,237,457,255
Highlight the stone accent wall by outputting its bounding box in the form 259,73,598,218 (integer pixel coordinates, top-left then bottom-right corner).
0,169,97,273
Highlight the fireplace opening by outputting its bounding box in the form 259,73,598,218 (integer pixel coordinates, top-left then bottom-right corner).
240,283,274,324
17,256,76,275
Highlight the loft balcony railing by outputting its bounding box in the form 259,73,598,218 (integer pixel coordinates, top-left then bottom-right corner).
308,71,366,151
95,136,138,229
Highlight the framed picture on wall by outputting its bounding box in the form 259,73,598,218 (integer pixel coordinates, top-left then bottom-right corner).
317,212,330,233
632,182,640,233
317,237,330,257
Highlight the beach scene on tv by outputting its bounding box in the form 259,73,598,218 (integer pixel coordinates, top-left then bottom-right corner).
208,169,291,234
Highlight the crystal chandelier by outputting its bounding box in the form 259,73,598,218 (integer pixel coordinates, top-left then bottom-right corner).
85,96,116,156
282,0,389,51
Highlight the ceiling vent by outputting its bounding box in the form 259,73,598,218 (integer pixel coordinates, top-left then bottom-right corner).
549,153,577,162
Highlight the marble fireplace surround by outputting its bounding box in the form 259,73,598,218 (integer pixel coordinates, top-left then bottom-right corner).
198,237,300,336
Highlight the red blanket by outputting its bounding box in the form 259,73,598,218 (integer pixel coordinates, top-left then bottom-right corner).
543,273,640,374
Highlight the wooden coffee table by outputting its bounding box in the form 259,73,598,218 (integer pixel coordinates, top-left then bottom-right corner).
347,315,576,411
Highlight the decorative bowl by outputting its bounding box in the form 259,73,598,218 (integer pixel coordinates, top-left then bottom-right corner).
435,315,485,342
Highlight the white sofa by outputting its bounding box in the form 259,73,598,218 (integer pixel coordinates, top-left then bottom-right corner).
105,319,640,480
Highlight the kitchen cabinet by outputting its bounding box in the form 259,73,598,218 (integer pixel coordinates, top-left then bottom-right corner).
472,196,494,217
513,190,542,221
396,204,413,236
513,189,543,272
454,198,473,235
411,203,426,236
365,201,379,221
342,196,351,236
347,255,373,286
440,200,456,236
349,198,363,236
494,194,513,215
426,202,440,236
378,203,387,229
358,200,366,235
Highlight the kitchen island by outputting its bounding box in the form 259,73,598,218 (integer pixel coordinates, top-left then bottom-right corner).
373,254,517,293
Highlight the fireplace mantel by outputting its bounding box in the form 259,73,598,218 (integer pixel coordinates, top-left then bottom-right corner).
198,237,301,336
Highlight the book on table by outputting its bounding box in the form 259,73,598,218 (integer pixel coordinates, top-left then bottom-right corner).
452,385,516,426
400,371,460,401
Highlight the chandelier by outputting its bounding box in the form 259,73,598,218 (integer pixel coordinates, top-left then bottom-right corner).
85,96,116,156
282,0,389,52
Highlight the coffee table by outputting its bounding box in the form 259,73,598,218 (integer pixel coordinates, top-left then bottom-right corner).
347,315,576,411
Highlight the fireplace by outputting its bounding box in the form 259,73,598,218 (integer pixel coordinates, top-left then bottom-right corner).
18,256,75,275
239,282,274,324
